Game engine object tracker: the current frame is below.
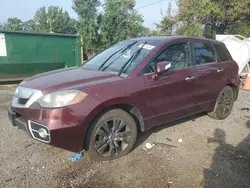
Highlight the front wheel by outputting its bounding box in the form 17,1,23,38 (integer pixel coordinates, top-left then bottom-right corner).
85,109,138,161
208,86,235,120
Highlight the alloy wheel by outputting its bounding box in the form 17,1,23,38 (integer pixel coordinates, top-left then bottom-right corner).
94,119,131,157
217,89,233,117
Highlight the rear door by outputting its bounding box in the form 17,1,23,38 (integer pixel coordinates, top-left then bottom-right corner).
143,42,198,128
191,41,225,110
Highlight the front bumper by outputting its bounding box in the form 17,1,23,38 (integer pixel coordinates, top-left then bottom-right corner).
8,108,51,143
8,108,27,132
7,98,99,152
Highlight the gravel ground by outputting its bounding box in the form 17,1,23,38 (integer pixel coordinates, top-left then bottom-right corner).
0,84,250,188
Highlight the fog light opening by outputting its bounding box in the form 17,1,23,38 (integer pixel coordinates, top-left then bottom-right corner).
38,128,48,138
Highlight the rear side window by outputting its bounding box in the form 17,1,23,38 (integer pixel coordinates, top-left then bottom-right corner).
215,44,232,61
193,42,216,65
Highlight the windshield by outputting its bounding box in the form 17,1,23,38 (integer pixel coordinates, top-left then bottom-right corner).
82,40,157,76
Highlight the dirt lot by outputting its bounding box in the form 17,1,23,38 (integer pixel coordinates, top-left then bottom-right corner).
0,84,250,188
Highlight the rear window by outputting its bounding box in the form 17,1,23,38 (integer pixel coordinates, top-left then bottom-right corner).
215,44,232,61
193,42,216,65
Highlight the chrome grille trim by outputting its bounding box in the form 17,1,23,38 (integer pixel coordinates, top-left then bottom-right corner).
12,86,43,108
28,120,51,143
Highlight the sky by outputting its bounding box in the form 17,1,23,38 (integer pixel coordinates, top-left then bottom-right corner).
0,0,177,30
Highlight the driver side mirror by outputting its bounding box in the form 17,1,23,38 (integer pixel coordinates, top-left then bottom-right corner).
156,61,172,75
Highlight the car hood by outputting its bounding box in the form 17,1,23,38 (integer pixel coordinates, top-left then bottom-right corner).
21,67,121,93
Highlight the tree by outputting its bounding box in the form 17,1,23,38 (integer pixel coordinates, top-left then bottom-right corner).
2,17,23,31
101,0,147,47
175,21,204,36
155,3,176,35
176,0,250,38
34,6,77,34
22,19,38,31
72,0,101,49
34,7,49,32
150,30,160,36
227,14,250,37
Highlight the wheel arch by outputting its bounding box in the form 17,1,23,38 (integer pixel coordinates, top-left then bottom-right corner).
226,83,239,101
83,102,146,149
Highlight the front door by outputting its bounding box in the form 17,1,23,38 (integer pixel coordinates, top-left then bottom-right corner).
143,42,198,129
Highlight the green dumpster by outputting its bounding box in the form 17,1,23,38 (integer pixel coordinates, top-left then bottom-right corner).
0,31,82,82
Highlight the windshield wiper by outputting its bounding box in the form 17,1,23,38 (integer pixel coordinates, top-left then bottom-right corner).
98,41,138,71
118,41,147,76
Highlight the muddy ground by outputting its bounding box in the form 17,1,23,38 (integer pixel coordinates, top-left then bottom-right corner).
0,84,250,188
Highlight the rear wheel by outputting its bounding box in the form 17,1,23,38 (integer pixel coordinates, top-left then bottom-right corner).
85,109,137,161
208,86,234,120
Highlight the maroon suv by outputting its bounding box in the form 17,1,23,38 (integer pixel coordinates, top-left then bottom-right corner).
8,36,239,160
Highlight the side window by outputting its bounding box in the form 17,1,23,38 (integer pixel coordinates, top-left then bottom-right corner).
143,43,192,74
193,42,216,65
215,44,231,62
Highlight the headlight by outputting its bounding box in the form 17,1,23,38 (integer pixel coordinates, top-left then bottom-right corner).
37,90,87,108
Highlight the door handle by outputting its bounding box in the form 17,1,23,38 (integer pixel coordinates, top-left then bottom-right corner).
185,76,196,81
217,69,224,73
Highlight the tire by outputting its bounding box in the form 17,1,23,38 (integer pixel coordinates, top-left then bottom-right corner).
208,86,234,120
85,109,138,161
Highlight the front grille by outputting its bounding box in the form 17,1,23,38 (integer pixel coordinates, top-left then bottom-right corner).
28,121,50,143
12,86,43,108
18,98,29,105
